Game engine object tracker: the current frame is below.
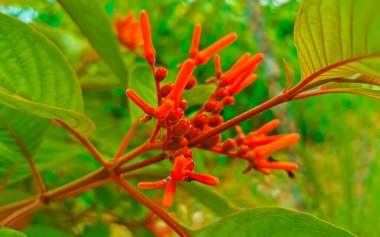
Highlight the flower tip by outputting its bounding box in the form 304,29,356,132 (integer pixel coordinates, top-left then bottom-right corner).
162,182,176,208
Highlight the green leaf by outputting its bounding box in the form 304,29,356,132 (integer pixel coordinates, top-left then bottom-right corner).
282,59,294,92
182,84,217,105
320,82,380,101
128,65,156,121
180,182,238,216
23,225,74,237
193,208,355,237
0,13,94,135
58,0,127,81
0,107,49,187
0,228,27,237
294,0,380,83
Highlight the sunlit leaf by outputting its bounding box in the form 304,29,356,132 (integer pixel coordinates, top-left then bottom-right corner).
193,208,355,237
0,228,27,237
320,82,380,101
0,13,94,135
24,225,74,237
282,59,294,92
58,0,127,82
294,0,380,83
183,84,217,105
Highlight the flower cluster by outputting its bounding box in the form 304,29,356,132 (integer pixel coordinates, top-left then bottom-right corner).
123,11,300,208
115,13,143,52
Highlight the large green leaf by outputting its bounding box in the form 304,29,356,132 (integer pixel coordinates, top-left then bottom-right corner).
0,13,94,135
0,107,49,186
0,228,27,237
24,225,74,237
180,182,238,217
193,208,355,237
294,0,380,83
58,0,127,81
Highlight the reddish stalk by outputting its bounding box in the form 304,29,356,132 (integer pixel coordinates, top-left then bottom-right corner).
115,141,162,167
115,120,140,158
0,200,42,227
116,153,166,174
56,120,108,168
111,175,191,237
150,123,162,142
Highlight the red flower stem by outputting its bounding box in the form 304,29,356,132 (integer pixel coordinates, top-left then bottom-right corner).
195,146,248,160
116,141,162,167
111,175,191,237
49,178,111,202
115,120,140,159
155,79,162,104
150,123,162,142
56,120,108,168
116,153,166,174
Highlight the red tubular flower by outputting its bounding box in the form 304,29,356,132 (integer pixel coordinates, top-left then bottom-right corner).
195,33,238,65
189,24,202,59
214,54,222,78
257,161,298,171
221,53,264,85
229,74,258,95
246,134,287,147
138,180,166,189
140,10,156,66
154,99,175,119
170,155,188,182
249,119,281,137
230,52,251,71
254,133,300,159
185,171,220,186
166,59,196,107
162,182,176,208
126,89,154,115
115,13,143,51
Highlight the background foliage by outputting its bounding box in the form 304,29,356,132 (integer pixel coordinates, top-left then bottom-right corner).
0,0,379,236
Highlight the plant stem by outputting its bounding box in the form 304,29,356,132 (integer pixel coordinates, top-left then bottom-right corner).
111,175,191,237
56,120,108,168
116,153,166,174
115,120,140,158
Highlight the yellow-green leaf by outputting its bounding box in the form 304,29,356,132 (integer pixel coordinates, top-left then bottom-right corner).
58,0,127,82
193,208,355,237
0,13,94,135
282,59,295,91
294,0,380,83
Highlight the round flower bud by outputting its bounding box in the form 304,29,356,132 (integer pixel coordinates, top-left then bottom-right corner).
207,114,223,127
185,76,197,90
155,67,168,81
172,118,191,137
192,114,208,129
160,83,173,98
222,138,237,151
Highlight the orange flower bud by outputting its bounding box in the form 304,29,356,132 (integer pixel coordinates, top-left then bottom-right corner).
250,119,280,137
155,67,168,81
196,33,238,65
140,10,156,65
258,161,298,171
126,89,154,115
185,76,197,90
138,180,166,189
189,24,202,59
222,96,235,106
229,74,258,95
230,52,251,71
160,83,173,97
186,172,220,186
162,182,176,208
170,155,188,182
166,59,196,107
254,133,300,159
222,138,237,151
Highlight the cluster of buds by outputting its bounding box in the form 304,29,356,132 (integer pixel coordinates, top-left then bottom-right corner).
115,13,143,52
123,10,300,208
209,119,300,176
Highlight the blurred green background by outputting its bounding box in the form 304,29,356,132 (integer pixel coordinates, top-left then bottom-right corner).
1,0,379,236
